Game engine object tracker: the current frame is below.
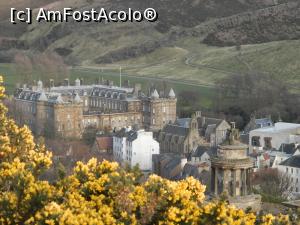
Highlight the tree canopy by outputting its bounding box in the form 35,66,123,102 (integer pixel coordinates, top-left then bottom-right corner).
215,71,300,128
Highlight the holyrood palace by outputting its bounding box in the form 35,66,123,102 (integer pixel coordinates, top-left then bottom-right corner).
12,79,177,138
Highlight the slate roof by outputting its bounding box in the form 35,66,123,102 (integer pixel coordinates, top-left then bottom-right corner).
114,128,128,138
205,124,217,136
91,87,128,100
175,118,191,128
14,89,66,103
162,124,189,137
14,89,42,101
182,163,201,179
15,82,135,103
255,118,273,128
152,153,183,180
279,143,300,155
198,117,223,128
181,163,210,185
165,157,181,171
280,155,300,168
192,146,211,158
127,130,138,142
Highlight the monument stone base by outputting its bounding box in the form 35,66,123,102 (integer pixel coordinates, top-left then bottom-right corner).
229,194,262,212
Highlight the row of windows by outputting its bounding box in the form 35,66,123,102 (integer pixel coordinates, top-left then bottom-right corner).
251,136,272,149
57,121,77,131
291,177,299,184
90,98,126,111
17,103,37,114
286,167,300,174
142,105,167,114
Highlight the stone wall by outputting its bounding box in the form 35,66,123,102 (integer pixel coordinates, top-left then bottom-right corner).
83,112,143,132
144,98,177,131
53,103,83,138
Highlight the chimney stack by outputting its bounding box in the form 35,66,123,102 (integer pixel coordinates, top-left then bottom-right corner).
64,78,69,86
134,83,141,96
195,111,202,118
124,80,130,87
49,79,54,88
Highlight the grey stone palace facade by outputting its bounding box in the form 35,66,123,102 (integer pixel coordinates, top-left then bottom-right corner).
12,79,177,139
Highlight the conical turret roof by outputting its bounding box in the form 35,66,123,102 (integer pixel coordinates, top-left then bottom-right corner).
151,89,159,99
38,91,47,101
168,88,176,98
74,93,82,103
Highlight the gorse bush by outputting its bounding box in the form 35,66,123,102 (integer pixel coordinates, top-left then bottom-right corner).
0,76,292,224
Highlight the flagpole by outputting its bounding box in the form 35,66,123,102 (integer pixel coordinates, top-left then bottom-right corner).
119,67,122,88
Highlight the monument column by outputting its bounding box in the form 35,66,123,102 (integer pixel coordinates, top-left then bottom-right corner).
246,169,251,194
242,169,247,196
232,169,237,197
214,167,218,195
211,167,215,194
223,169,227,193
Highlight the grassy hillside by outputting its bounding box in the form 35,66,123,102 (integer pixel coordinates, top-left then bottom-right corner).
92,38,300,89
1,38,299,111
2,0,295,63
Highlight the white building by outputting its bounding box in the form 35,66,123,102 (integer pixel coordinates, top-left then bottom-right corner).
249,122,300,153
125,130,159,171
113,127,131,164
277,155,300,193
113,128,159,171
